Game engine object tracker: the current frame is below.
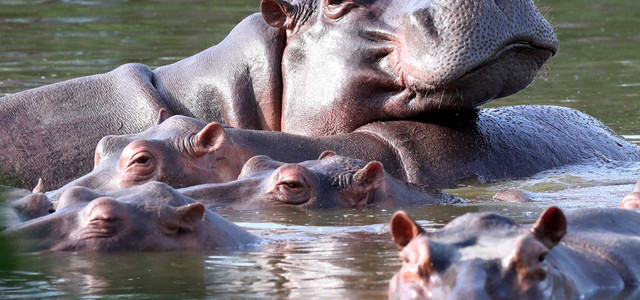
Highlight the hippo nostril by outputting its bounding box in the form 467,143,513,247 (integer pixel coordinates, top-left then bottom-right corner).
408,8,440,42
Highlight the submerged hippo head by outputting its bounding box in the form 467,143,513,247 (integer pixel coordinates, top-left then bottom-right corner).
182,151,452,209
261,0,559,134
44,115,250,201
3,182,259,252
389,207,572,299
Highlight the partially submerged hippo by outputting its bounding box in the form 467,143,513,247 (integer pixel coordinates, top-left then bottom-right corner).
39,106,640,201
389,207,640,299
180,152,459,209
0,0,558,190
2,182,259,252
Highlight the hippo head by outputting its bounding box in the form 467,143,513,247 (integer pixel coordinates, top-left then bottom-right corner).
46,115,249,200
261,0,559,135
234,151,385,209
389,207,573,299
4,182,258,252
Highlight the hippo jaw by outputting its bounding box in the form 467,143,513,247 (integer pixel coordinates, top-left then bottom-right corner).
262,0,558,135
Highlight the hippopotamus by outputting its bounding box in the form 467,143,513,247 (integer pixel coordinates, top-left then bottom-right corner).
2,182,259,252
0,0,558,190
179,152,458,209
389,207,640,299
620,179,640,209
33,106,640,200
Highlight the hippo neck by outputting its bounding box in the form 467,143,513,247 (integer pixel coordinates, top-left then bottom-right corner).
154,14,285,131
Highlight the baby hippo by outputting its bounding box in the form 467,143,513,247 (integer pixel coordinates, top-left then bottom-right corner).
389,207,640,299
2,182,259,252
180,152,460,209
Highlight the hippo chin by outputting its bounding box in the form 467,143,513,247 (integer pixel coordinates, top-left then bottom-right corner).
2,182,259,252
389,207,640,299
179,152,459,210
0,0,557,190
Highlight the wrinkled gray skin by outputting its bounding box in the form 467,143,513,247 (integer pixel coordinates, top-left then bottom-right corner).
2,182,259,252
33,105,640,203
0,0,558,190
179,153,458,210
389,207,640,299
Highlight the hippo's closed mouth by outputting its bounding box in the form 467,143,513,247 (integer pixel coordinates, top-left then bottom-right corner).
80,231,115,240
475,40,556,73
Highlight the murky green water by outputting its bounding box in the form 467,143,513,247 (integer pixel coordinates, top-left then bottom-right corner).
1,0,640,298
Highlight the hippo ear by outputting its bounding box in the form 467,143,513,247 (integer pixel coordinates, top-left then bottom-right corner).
32,178,44,193
261,0,295,28
391,211,426,247
193,122,226,157
531,206,567,249
175,203,206,231
318,150,336,160
353,161,384,191
155,109,171,125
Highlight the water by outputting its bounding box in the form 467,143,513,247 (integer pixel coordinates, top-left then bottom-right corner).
1,0,640,298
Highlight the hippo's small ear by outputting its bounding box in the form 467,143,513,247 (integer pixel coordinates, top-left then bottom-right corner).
391,211,425,247
318,150,336,160
193,122,226,157
32,178,44,193
175,203,206,231
261,0,295,28
531,206,567,249
353,161,384,191
155,109,171,125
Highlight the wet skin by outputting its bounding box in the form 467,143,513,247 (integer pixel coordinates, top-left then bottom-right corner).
2,182,259,252
34,105,640,203
0,0,558,190
389,207,640,299
179,153,459,210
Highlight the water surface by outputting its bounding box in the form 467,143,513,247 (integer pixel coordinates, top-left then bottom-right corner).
1,0,640,298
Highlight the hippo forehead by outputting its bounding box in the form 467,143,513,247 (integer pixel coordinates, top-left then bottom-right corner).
425,213,525,260
299,155,369,188
97,116,204,157
106,182,195,207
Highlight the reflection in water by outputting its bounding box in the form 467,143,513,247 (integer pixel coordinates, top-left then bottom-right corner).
1,0,640,298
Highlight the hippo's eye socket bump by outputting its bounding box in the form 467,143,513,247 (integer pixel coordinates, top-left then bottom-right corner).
325,0,357,19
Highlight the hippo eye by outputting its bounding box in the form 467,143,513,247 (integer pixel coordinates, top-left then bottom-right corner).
162,220,180,235
283,181,303,189
538,253,547,262
325,0,357,19
130,152,152,166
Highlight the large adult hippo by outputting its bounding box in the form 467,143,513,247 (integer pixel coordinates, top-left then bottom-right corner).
0,0,558,190
389,207,640,299
2,182,259,252
32,106,640,201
